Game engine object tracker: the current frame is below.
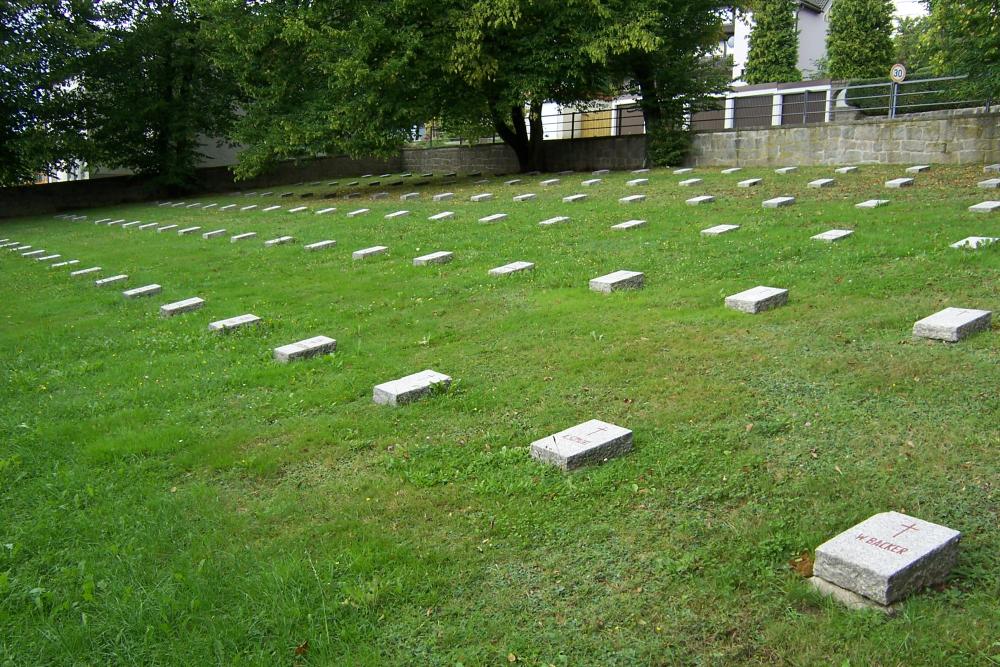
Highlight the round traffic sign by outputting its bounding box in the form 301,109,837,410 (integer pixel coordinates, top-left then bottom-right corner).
890,64,907,83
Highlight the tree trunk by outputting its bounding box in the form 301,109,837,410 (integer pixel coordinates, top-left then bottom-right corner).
634,69,660,168
488,100,545,172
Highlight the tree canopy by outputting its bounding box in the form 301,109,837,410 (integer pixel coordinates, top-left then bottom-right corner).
743,0,800,84
826,0,895,80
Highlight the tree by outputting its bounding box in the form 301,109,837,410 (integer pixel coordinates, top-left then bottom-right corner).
0,1,91,187
76,0,237,189
893,16,934,75
743,0,800,84
925,0,1000,102
826,0,894,80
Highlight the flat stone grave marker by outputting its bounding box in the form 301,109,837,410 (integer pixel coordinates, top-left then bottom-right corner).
316,207,336,215
378,173,391,178
95,274,128,287
673,167,693,175
22,249,46,257
835,166,858,174
530,419,633,471
280,192,295,197
288,206,308,213
906,165,930,173
11,245,31,251
52,260,79,268
220,204,236,211
950,236,998,249
171,203,186,208
738,178,762,187
563,194,587,203
384,210,410,219
540,179,560,186
612,219,646,231
352,245,388,260
442,172,457,178
157,224,178,233
123,284,161,299
413,251,453,266
885,177,914,188
420,173,433,178
856,199,890,209
808,178,836,188
186,203,202,208
264,236,295,247
37,254,61,262
262,205,282,212
775,166,797,174
721,167,742,174
725,285,789,313
107,219,125,225
582,179,602,186
178,226,201,236
243,192,257,197
71,267,101,276
209,314,261,333
592,169,610,175
203,229,226,239
240,205,258,211
763,196,795,208
632,168,650,174
513,193,536,202
679,178,702,187
0,241,16,248
373,369,451,406
304,240,336,251
479,213,507,223
470,193,494,202
619,194,646,204
401,192,420,200
274,335,336,363
473,179,489,185
429,212,455,221
539,216,570,226
812,229,854,242
978,178,1000,189
913,307,991,342
370,192,388,200
687,195,715,205
504,179,522,185
969,201,1000,213
812,511,960,607
231,232,257,242
432,192,454,202
121,221,141,229
327,181,339,186
345,192,361,199
589,270,644,293
203,203,217,209
626,178,649,186
346,208,370,217
346,181,359,187
984,164,1000,173
556,170,573,176
489,261,534,276
361,173,373,178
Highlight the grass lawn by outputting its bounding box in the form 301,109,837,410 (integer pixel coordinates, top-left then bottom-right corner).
1,165,998,665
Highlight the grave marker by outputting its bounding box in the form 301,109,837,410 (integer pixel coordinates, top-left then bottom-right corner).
370,192,389,200
241,205,258,211
738,178,762,188
71,267,101,276
589,270,644,293
978,178,1000,189
288,206,308,213
346,208,370,217
489,261,534,276
983,164,1000,173
721,167,742,174
108,219,126,226
950,236,998,249
384,210,410,219
401,192,420,200
478,213,507,223
905,165,930,173
209,314,261,333
619,194,646,204
592,169,609,176
429,211,455,221
513,193,537,202
22,249,46,257
581,179,602,186
504,179,522,185
563,194,587,203
316,207,337,215
539,216,570,226
725,286,789,313
433,192,454,202
969,201,1000,213
775,166,797,174
913,307,991,342
203,203,218,209
413,251,453,266
885,178,914,188
540,179,560,186
51,260,79,268
264,236,295,247
632,168,650,174
612,219,646,231
679,178,702,187
626,178,649,186
673,167,693,175
157,224,178,232
835,166,858,174
186,203,202,208
262,205,282,212
203,229,226,239
856,199,890,208
121,221,141,229
373,369,451,406
274,335,336,363
812,511,960,606
123,284,161,299
36,254,61,262
470,193,494,202
95,274,128,287
530,419,632,471
352,245,388,260
220,204,236,211
763,196,795,208
812,229,854,242
178,226,201,236
304,240,337,251
808,178,836,188
686,195,715,205
231,232,258,242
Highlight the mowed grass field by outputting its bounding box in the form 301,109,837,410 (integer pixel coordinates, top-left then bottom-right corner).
1,165,998,665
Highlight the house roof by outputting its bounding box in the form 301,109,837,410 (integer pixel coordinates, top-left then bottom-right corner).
799,0,833,11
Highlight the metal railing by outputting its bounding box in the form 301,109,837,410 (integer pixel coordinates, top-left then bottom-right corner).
409,75,988,144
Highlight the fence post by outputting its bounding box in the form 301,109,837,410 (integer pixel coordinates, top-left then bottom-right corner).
889,81,898,119
571,112,576,139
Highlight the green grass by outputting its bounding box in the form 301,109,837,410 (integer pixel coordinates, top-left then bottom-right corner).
1,165,998,665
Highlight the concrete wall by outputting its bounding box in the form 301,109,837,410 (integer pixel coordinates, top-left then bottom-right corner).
690,108,1000,167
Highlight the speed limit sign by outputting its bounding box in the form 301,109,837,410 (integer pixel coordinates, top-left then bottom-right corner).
890,63,907,83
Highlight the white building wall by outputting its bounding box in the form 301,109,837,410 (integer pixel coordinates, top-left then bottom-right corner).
796,8,829,79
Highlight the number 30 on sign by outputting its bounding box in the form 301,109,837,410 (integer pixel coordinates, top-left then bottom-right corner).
890,64,907,83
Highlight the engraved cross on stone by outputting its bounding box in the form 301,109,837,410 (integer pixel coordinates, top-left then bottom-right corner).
584,425,609,438
893,522,920,539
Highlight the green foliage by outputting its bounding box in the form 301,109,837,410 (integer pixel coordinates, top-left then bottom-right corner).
1,166,998,662
826,0,895,80
893,16,934,76
645,124,692,167
845,74,976,115
743,0,800,84
925,0,1000,101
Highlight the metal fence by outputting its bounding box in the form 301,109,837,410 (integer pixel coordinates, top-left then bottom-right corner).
412,75,986,145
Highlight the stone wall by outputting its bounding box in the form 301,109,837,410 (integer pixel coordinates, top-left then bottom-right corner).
690,107,1000,167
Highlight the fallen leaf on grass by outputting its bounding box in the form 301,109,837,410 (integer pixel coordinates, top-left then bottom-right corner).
789,551,814,578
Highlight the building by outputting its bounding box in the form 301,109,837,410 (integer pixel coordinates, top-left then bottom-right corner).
731,0,834,84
